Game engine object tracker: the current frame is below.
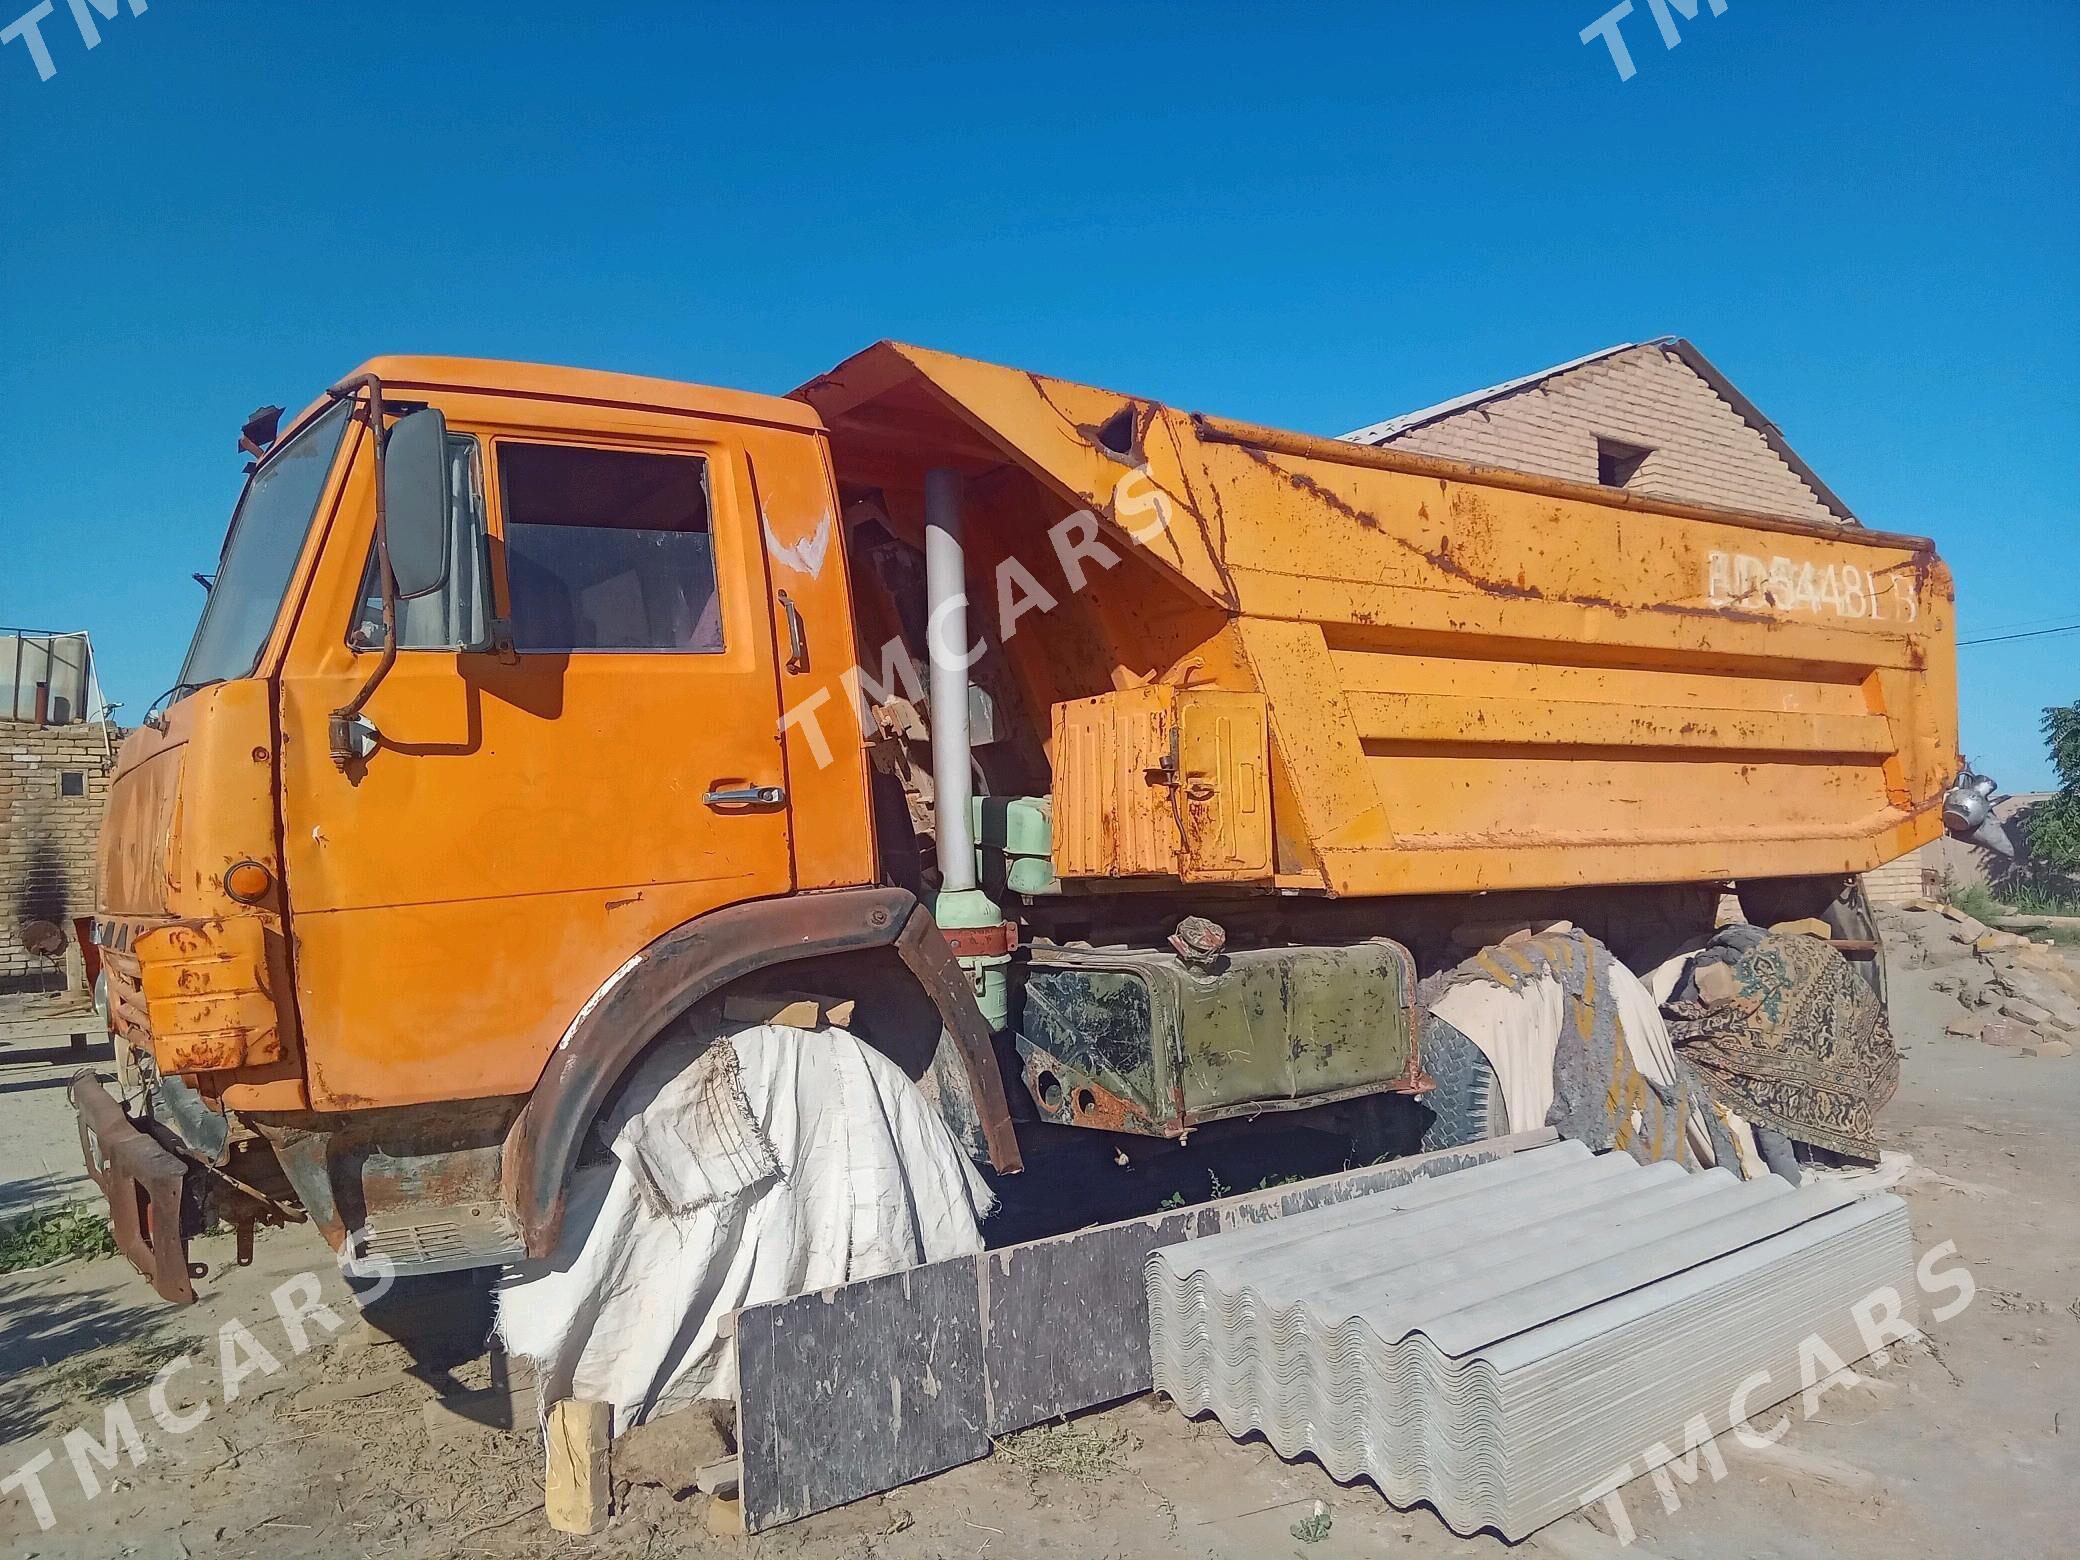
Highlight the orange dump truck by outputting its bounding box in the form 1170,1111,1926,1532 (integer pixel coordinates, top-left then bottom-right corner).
78,345,1965,1301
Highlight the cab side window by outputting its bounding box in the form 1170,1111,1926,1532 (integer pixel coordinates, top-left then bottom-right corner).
350,434,491,651
497,443,721,653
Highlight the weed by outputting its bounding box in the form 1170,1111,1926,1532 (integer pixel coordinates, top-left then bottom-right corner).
0,1204,117,1272
2005,882,2080,920
1944,881,2004,924
1206,1171,1231,1199
995,1421,1131,1484
1157,1190,1186,1210
1291,1500,1333,1542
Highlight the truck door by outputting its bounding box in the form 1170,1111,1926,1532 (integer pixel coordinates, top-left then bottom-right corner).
276,413,793,1110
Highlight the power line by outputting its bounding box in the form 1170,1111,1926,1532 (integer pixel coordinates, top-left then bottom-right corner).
1964,610,2080,635
1958,622,2080,647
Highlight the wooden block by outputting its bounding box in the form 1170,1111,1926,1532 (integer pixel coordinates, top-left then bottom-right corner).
545,1398,612,1535
721,991,857,1029
694,1456,741,1498
707,1492,746,1537
1769,917,1834,939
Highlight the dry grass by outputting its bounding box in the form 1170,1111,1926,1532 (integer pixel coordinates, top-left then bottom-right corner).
994,1420,1132,1483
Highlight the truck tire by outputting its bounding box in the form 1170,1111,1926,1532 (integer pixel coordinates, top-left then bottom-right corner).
1418,1016,1510,1151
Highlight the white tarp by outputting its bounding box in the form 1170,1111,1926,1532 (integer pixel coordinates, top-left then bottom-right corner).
495,1023,994,1431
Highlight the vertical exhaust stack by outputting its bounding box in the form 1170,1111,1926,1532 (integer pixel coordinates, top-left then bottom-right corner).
923,467,1010,1029
925,468,977,894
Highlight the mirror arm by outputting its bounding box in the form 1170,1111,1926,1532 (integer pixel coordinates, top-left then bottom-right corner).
325,372,398,769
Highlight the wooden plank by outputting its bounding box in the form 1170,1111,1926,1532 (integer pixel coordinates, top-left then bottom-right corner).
544,1398,611,1535
736,1258,988,1532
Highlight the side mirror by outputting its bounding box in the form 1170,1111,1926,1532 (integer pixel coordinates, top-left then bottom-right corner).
382,408,452,600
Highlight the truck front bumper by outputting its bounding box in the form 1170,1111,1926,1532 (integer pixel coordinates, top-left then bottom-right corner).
70,1072,201,1304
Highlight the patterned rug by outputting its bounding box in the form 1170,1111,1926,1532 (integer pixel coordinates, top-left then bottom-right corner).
1665,931,1898,1162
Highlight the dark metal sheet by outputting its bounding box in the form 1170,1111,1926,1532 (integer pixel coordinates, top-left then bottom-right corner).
980,1208,1204,1435
737,1258,988,1532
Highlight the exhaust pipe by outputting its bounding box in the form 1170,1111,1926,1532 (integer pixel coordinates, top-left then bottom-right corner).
922,467,1011,1031
925,467,977,893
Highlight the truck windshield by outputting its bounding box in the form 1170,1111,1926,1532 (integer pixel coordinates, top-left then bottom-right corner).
177,396,354,690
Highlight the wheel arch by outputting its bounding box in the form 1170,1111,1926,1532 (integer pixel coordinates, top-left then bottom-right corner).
501,884,1021,1258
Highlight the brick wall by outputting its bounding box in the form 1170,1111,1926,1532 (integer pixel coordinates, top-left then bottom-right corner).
1862,849,1938,905
1375,345,1845,528
2,721,117,992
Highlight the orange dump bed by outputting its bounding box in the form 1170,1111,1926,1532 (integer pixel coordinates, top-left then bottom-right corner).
804,344,1958,896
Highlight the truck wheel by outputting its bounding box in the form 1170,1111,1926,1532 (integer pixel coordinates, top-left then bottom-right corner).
1418,1016,1509,1151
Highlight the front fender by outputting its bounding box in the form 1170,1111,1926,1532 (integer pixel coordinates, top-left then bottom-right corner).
502,885,1020,1258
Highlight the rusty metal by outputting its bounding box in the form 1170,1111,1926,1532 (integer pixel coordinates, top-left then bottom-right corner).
1017,937,1422,1135
937,920,1018,958
807,343,1957,900
1396,1011,1434,1096
133,916,280,1072
1021,1041,1171,1134
1053,686,1274,883
71,1072,200,1304
1187,412,1938,556
1168,915,1227,970
100,942,151,1044
504,885,1022,1260
324,371,394,767
249,1095,521,1256
891,899,1022,1171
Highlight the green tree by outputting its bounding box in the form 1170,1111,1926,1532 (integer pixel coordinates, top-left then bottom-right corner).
2016,700,2080,871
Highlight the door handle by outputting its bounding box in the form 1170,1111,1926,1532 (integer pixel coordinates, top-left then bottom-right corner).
777,590,809,674
703,785,786,807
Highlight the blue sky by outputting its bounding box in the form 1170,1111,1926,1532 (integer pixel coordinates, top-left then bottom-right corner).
3,1,2074,788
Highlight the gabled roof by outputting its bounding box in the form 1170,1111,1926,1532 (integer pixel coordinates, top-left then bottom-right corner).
1341,336,1857,524
1340,341,1644,445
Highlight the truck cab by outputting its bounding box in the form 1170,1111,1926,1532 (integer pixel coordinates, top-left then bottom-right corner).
88,358,1030,1297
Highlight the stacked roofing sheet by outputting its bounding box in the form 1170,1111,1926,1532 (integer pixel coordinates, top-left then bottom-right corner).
1146,1139,1914,1540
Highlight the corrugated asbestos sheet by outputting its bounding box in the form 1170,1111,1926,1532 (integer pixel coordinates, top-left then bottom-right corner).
1146,1139,1915,1540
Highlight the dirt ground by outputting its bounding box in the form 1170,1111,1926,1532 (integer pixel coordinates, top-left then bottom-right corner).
4,913,2076,1559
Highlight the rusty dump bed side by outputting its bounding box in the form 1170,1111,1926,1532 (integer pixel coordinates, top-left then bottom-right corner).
802,344,1957,897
